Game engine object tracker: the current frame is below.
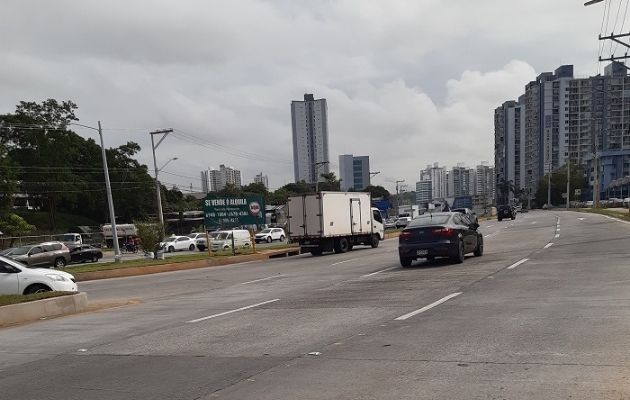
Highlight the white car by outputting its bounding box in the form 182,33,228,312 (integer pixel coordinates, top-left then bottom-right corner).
187,233,206,241
160,235,196,252
255,228,286,243
0,255,78,295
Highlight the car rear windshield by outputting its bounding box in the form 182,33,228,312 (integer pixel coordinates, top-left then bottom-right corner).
407,215,451,227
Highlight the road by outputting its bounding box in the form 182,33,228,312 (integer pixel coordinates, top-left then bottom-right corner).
2,211,630,399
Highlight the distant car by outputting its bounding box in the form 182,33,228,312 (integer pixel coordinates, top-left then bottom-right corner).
384,218,397,230
255,228,285,243
8,242,71,269
0,255,77,295
196,231,221,251
69,245,103,263
398,212,483,267
395,217,412,229
160,236,196,252
497,205,516,221
452,207,478,224
187,233,206,241
211,230,252,252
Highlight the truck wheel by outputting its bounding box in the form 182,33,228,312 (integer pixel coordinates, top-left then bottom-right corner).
370,235,380,248
334,237,349,253
310,247,323,256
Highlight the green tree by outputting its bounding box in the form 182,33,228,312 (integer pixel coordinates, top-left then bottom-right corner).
318,172,341,191
0,213,36,247
135,221,163,259
535,163,587,207
365,185,390,199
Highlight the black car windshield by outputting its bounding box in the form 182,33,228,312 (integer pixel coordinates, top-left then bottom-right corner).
11,246,31,256
407,215,451,227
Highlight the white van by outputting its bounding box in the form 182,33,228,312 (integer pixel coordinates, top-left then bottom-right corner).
210,230,252,252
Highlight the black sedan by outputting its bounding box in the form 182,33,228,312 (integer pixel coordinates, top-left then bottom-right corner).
69,245,103,263
398,212,483,267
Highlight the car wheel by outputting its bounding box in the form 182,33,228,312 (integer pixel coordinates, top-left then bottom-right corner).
189,244,195,251
24,284,52,295
474,236,484,257
91,254,99,263
511,216,515,220
266,236,272,243
334,237,350,253
54,257,66,269
400,256,413,267
370,234,380,248
280,235,285,242
451,240,465,264
168,246,175,253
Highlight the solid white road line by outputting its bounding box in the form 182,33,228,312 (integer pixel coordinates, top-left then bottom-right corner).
395,293,462,321
187,299,280,323
330,258,359,266
532,221,537,224
241,275,282,285
362,267,397,278
507,258,529,270
544,243,554,249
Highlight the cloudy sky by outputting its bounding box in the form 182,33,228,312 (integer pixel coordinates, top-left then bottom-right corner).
0,0,612,192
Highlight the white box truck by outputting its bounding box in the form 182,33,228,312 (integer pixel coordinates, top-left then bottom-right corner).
287,192,385,256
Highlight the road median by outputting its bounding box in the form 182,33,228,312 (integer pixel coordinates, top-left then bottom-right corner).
0,292,88,327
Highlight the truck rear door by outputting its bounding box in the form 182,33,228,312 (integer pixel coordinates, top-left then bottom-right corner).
287,196,305,237
350,198,364,234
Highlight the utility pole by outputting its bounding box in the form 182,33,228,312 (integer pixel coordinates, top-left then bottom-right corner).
98,121,121,263
150,129,174,232
566,160,571,210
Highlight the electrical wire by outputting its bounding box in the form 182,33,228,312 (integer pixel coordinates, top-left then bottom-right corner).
613,0,630,55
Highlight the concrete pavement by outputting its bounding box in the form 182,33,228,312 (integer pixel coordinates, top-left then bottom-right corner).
1,211,630,399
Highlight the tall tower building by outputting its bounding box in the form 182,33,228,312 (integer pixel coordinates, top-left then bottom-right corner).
200,165,241,193
291,93,330,184
254,172,269,189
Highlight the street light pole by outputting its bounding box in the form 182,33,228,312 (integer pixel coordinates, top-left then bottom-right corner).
150,129,174,231
70,122,121,262
314,161,329,192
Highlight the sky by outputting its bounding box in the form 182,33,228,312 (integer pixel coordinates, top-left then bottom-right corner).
0,0,614,193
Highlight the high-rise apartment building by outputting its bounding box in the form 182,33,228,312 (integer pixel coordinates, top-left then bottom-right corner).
339,154,370,191
420,163,447,200
447,164,473,198
200,164,242,193
254,172,269,189
415,180,432,205
291,93,330,184
475,163,495,205
495,62,630,203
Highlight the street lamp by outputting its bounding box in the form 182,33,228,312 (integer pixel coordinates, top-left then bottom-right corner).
150,129,174,231
395,179,405,216
69,122,121,263
314,161,330,192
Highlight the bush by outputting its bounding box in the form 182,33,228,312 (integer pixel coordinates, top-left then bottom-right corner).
135,222,163,258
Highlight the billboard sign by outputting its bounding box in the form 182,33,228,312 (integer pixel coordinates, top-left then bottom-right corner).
204,195,265,228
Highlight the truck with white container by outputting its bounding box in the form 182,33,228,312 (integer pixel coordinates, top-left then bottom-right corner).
287,192,384,256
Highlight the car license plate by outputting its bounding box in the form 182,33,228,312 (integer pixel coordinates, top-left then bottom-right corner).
416,250,428,256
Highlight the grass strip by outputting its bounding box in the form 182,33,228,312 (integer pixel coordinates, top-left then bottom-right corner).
0,291,74,307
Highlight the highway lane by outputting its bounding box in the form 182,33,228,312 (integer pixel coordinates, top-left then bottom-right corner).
2,211,629,399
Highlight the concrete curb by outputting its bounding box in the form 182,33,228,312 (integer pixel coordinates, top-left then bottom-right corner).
0,292,88,327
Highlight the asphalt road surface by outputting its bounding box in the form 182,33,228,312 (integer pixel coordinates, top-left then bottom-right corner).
2,211,630,399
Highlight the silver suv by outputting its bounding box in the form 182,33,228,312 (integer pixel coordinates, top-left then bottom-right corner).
9,241,71,268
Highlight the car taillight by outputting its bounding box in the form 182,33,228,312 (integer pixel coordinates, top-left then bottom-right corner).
432,227,454,237
399,231,413,241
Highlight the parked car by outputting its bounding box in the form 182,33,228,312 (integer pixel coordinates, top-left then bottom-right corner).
395,216,412,229
0,255,77,295
196,231,221,251
0,247,17,256
384,218,397,230
497,205,516,221
255,228,285,243
69,245,103,263
210,230,251,252
160,236,196,252
8,242,71,269
452,207,478,224
398,212,483,267
188,233,206,241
